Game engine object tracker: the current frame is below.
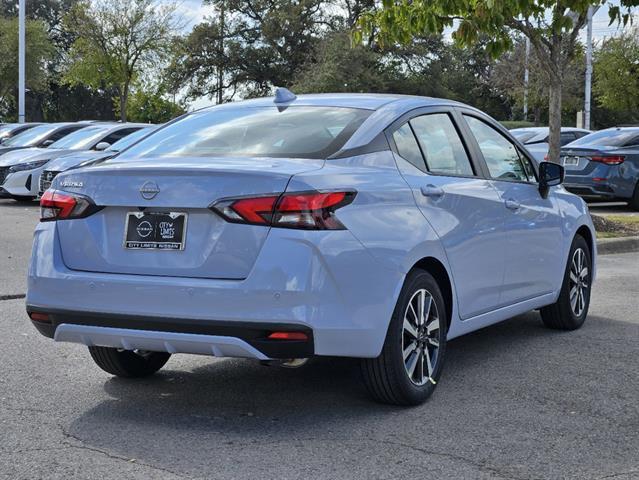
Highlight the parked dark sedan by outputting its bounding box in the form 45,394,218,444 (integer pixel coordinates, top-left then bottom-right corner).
561,127,639,210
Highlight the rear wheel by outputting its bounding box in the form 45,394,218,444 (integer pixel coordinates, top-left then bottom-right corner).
360,269,447,406
88,346,171,377
540,235,591,330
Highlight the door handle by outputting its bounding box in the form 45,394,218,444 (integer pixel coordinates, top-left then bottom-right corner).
420,185,444,198
504,198,521,211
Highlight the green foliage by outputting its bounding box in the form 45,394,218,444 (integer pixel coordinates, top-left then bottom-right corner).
593,28,639,115
500,121,538,129
353,0,637,161
121,87,185,124
292,32,396,93
63,0,181,120
167,0,328,103
0,17,53,119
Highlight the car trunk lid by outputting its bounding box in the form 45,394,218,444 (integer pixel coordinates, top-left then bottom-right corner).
55,156,324,279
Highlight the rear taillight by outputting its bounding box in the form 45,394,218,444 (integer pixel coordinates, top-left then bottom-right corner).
40,189,100,222
211,191,356,230
267,331,309,341
589,155,625,165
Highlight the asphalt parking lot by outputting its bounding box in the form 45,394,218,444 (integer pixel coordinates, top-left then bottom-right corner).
1,198,638,480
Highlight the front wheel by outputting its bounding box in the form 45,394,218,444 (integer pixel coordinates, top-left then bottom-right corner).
360,269,447,406
540,235,592,330
88,346,171,377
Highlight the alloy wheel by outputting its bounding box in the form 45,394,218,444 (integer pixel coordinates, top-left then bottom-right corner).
402,289,441,386
569,247,589,317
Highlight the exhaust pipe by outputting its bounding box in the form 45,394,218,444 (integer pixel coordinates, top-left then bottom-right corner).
260,358,309,368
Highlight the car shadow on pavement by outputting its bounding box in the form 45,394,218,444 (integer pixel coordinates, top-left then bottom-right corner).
0,199,37,207
63,311,639,478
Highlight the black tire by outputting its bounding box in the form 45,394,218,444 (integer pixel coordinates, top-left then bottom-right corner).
360,269,447,406
629,182,639,211
88,346,171,378
540,235,592,330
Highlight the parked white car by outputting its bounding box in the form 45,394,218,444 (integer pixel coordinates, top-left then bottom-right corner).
511,127,592,162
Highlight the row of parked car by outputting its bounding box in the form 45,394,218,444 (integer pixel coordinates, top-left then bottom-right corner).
0,121,157,200
0,119,638,210
512,126,639,209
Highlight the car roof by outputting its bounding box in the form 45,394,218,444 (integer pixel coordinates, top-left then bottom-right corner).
202,93,466,112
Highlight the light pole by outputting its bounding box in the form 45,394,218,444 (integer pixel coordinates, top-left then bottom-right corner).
18,0,26,123
584,5,599,130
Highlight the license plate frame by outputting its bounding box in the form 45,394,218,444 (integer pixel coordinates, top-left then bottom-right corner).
563,156,580,166
123,211,188,251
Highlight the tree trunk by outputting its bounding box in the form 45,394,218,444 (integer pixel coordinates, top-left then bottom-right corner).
547,77,563,163
119,83,129,122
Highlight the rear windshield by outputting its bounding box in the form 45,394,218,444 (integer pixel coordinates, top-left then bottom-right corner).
568,129,639,148
511,130,542,144
120,107,372,160
2,124,58,147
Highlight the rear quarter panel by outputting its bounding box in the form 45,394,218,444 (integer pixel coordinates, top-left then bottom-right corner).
286,151,458,348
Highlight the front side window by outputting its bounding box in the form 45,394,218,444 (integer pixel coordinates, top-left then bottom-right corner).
49,126,110,150
410,114,474,176
464,115,529,182
107,127,156,152
119,107,372,160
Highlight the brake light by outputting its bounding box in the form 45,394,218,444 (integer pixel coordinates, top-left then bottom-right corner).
40,189,100,222
28,312,51,323
267,332,309,341
590,155,625,165
212,191,356,230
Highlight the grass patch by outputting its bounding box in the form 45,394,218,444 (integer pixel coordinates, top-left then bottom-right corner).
592,214,639,239
605,215,639,226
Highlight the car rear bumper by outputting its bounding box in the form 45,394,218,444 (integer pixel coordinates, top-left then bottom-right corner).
27,221,405,359
27,307,313,359
563,182,617,199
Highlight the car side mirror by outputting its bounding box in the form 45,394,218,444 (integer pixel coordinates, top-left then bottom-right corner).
94,142,110,151
539,161,564,199
41,139,54,147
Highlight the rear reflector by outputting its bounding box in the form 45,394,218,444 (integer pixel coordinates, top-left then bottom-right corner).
211,190,356,230
40,189,100,222
590,155,625,165
267,332,309,341
29,312,51,323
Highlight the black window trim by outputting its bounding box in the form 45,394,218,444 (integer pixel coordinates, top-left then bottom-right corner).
385,106,484,180
458,109,540,185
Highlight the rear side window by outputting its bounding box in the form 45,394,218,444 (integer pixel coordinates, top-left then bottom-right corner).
392,123,425,170
120,107,372,160
410,114,473,176
560,132,576,146
464,115,529,182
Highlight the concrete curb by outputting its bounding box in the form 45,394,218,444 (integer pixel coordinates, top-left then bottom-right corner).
597,236,639,255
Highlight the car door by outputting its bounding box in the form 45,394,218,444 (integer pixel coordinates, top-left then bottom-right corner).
388,108,507,320
461,113,563,305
